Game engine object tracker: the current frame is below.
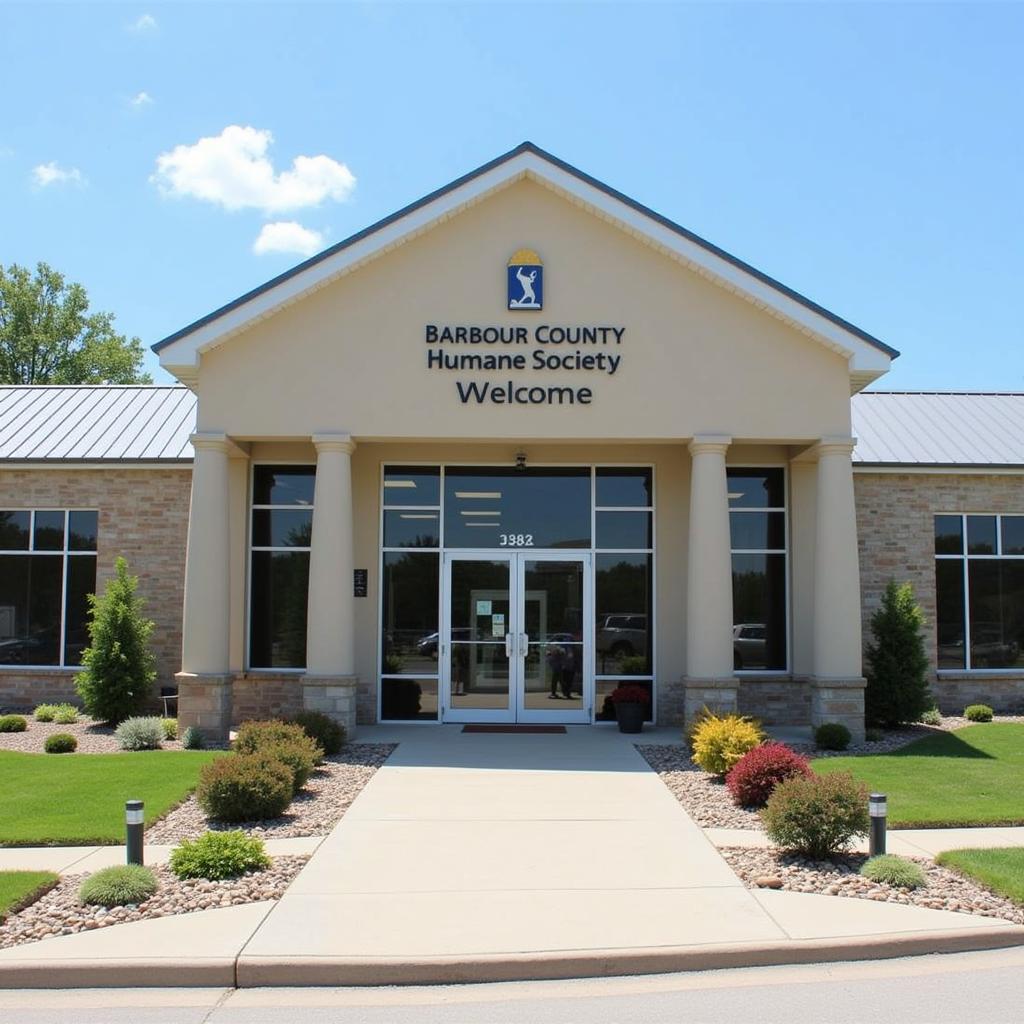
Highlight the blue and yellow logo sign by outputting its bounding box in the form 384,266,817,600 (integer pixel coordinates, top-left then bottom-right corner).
507,249,543,310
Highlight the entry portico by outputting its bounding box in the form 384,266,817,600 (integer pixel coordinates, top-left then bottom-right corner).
157,143,895,741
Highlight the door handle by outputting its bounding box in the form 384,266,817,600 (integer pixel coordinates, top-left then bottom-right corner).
505,632,514,658
520,633,529,659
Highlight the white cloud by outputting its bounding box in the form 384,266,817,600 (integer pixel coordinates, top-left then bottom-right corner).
129,91,154,109
151,125,356,214
31,162,85,188
253,221,325,258
128,14,157,33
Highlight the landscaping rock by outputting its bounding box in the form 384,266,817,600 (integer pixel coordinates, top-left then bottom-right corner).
0,716,202,754
145,743,395,842
0,856,307,950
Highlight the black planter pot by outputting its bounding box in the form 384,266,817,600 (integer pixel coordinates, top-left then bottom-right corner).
615,702,645,734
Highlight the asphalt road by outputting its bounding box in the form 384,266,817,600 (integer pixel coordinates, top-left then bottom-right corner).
3,947,1024,1024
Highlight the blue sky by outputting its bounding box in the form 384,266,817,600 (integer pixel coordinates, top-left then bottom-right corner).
1,2,1021,388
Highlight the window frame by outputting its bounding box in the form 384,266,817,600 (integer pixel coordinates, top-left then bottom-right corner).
935,512,1024,675
0,508,98,670
246,461,316,673
727,464,790,675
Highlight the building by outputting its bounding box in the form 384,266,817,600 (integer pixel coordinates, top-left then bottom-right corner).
1,144,1022,740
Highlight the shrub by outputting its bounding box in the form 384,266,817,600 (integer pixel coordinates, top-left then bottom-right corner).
860,854,927,889
865,580,932,726
0,715,27,733
75,557,157,725
762,772,870,859
255,738,321,794
964,704,994,722
196,754,293,822
182,725,205,750
169,830,271,880
78,864,158,907
33,704,58,722
814,722,852,751
291,710,345,756
234,720,317,758
161,718,178,741
920,707,943,726
52,703,79,725
115,716,164,751
690,713,764,776
725,742,812,808
44,733,77,753
864,728,884,742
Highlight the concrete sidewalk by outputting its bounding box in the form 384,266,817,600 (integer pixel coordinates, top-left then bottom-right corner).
2,726,1023,987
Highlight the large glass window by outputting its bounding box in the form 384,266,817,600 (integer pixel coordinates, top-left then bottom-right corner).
935,514,1024,670
249,465,313,669
728,469,787,671
0,510,97,667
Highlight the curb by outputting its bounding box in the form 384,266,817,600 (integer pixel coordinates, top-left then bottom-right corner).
2,926,1023,989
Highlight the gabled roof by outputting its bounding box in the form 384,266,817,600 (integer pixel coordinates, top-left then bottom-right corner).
154,142,897,390
852,391,1024,467
0,386,195,462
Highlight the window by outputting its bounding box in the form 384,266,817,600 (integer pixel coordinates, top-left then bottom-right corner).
728,469,787,671
249,466,314,669
0,510,98,667
935,514,1024,670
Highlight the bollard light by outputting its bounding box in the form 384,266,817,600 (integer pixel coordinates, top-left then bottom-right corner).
869,792,887,857
126,799,144,866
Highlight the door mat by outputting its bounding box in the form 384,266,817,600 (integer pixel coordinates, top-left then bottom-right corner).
462,725,567,734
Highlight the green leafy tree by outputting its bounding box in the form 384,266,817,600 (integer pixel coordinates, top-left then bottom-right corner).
865,580,932,726
0,262,151,384
76,558,157,724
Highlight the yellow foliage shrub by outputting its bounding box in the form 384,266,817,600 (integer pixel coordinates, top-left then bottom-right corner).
690,713,764,776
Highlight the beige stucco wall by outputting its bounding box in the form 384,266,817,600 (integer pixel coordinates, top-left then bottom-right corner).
0,467,191,710
195,178,854,444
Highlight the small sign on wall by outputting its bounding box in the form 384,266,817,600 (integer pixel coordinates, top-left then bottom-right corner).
354,569,368,598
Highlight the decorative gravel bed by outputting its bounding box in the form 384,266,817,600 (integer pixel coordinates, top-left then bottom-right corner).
0,717,192,754
721,845,1024,926
0,856,307,950
145,743,396,842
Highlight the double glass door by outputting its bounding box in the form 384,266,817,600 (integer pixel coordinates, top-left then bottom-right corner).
441,552,592,723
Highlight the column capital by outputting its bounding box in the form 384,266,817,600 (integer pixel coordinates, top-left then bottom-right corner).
312,433,355,455
813,436,857,459
688,434,732,457
189,432,248,458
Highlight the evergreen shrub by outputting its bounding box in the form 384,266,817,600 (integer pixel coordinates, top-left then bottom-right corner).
0,715,27,732
75,557,156,724
690,713,764,776
44,733,77,753
169,830,271,880
725,742,811,807
115,716,164,751
865,580,932,726
182,725,205,749
814,722,852,751
196,754,293,822
964,704,994,722
762,773,870,859
291,710,345,756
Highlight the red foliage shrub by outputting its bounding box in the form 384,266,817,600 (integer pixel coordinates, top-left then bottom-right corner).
725,741,812,808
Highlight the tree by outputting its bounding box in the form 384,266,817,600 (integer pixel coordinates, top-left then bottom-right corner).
0,262,151,384
76,557,157,724
864,580,932,726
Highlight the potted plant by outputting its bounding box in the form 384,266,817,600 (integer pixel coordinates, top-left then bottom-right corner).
610,684,649,734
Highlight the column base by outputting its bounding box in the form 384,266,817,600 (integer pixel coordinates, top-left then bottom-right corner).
682,677,739,728
302,675,359,741
176,672,234,742
810,676,866,743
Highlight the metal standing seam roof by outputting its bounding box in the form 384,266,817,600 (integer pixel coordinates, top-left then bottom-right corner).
0,386,196,462
0,387,1022,468
852,392,1024,467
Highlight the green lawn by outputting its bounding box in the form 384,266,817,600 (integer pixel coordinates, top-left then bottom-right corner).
0,871,59,921
0,749,223,846
936,848,1024,906
813,724,1024,828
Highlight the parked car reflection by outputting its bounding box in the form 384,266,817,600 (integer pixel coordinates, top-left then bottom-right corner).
733,623,767,670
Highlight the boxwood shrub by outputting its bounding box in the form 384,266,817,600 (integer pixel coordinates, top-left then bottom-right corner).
0,715,27,733
814,722,852,751
291,710,346,756
196,753,293,822
44,733,77,754
79,864,158,907
170,830,271,880
964,704,994,722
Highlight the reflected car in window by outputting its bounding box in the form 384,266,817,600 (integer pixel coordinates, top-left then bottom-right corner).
733,623,767,669
596,614,647,657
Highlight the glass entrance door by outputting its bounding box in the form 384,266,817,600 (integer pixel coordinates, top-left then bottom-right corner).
441,552,592,723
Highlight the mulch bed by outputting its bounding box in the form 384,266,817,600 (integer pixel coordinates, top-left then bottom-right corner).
722,845,1024,926
0,856,307,950
144,743,396,842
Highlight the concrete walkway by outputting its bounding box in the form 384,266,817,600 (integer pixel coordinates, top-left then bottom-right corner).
2,725,1023,987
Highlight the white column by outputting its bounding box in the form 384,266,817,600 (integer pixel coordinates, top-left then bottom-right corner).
812,438,863,678
686,435,734,679
181,433,231,675
306,434,356,676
